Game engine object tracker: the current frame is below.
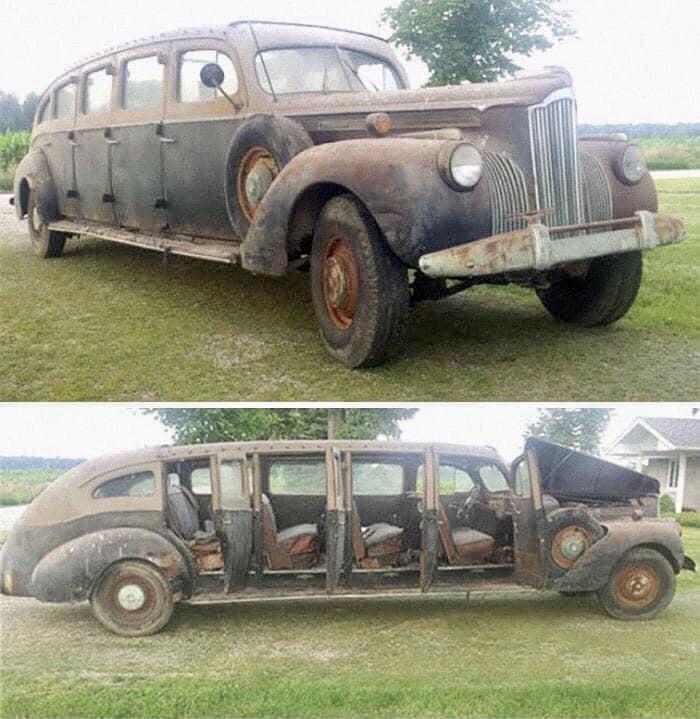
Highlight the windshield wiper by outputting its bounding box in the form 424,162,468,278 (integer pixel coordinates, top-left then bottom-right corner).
340,56,379,92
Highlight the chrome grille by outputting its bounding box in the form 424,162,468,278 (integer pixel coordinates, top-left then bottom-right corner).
579,151,613,224
483,153,530,234
528,90,584,229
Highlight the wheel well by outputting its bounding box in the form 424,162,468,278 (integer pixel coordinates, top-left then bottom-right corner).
89,557,174,599
286,182,362,259
628,543,680,573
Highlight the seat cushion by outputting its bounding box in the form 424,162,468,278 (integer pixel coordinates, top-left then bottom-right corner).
452,528,496,562
277,523,318,543
362,522,403,548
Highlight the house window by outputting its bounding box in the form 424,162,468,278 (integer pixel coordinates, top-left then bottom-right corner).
668,460,679,489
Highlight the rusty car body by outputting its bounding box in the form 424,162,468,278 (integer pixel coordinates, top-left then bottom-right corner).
11,21,687,366
1,437,694,635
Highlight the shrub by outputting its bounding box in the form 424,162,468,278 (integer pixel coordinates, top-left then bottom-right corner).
0,130,30,171
659,494,676,514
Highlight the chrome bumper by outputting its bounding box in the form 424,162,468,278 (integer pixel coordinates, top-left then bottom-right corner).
418,211,687,279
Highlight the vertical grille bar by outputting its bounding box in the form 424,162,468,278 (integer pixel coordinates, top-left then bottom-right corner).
483,153,529,234
529,90,583,232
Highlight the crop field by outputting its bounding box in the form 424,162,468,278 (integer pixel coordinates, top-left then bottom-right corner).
640,137,700,171
0,469,60,506
1,177,698,401
1,526,698,718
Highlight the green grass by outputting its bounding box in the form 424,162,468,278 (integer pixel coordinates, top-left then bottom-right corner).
1,178,698,401
2,528,698,718
0,469,60,506
664,511,700,529
641,137,700,171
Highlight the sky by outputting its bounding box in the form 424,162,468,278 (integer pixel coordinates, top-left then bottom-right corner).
1,0,698,124
0,404,695,464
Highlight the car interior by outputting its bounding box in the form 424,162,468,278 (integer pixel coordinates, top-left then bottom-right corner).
162,452,519,576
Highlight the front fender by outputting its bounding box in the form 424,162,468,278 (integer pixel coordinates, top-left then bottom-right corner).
30,527,190,603
551,520,684,593
241,138,491,275
13,147,59,222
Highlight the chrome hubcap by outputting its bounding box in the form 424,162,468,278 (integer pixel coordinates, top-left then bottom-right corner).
116,583,146,611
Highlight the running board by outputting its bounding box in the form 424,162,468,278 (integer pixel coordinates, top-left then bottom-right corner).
48,219,241,265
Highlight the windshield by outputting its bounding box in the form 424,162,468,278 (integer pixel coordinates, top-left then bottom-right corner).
255,47,402,95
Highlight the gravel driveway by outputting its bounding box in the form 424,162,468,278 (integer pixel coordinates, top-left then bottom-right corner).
0,504,27,532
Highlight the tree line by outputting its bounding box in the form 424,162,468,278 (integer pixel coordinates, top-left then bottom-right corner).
0,456,84,470
0,92,40,132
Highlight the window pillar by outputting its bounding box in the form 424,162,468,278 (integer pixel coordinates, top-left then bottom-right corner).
676,454,688,513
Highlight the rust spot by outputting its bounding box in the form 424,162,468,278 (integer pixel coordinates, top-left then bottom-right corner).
365,112,391,137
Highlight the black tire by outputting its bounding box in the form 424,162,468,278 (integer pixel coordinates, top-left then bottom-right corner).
27,189,66,258
90,560,174,637
598,548,676,620
224,114,313,239
546,509,604,579
311,194,410,368
537,251,642,326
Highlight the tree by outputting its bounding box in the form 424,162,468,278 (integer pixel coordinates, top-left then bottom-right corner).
524,408,612,454
149,408,417,445
21,93,40,130
0,92,23,132
383,0,575,86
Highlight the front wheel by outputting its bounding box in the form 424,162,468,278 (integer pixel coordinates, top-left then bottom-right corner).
311,195,410,368
27,190,67,258
537,251,642,326
597,548,676,620
90,560,174,636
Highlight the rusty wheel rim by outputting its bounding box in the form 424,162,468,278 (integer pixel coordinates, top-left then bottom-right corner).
236,146,279,222
613,563,660,609
551,526,592,569
108,574,158,622
322,235,359,330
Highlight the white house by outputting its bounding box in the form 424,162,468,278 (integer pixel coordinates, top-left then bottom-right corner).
608,417,700,512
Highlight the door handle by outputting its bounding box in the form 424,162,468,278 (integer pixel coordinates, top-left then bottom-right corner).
105,139,120,145
159,137,176,144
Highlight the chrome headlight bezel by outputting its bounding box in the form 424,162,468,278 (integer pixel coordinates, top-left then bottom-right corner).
438,142,483,191
615,143,648,185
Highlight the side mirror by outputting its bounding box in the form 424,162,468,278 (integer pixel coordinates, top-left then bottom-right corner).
200,63,225,89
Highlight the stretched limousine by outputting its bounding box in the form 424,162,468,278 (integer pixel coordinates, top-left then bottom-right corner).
1,438,694,635
12,21,686,366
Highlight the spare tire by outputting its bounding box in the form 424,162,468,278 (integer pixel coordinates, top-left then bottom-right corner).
546,508,604,579
224,114,314,240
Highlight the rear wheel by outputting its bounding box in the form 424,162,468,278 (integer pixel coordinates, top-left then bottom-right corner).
27,190,66,258
537,251,642,326
310,195,410,367
90,560,174,636
597,548,676,620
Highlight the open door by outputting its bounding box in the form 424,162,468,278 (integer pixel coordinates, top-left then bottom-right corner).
216,452,253,593
325,447,346,594
420,448,439,592
510,450,546,588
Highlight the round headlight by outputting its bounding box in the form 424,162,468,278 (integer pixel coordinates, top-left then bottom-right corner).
616,144,647,184
439,142,483,191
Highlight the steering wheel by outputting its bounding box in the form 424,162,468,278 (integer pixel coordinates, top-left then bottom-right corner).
456,485,481,523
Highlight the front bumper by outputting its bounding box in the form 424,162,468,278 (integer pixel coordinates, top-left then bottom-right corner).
418,211,686,278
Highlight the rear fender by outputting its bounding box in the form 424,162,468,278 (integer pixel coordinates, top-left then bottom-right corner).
12,148,58,222
30,527,190,603
550,520,684,593
240,137,491,275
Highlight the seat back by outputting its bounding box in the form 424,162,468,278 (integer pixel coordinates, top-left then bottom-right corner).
351,501,367,561
167,485,200,540
260,494,292,570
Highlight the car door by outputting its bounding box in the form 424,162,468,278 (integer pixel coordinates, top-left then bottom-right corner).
74,62,118,224
161,40,246,239
110,48,168,231
326,447,345,594
216,451,253,593
510,449,547,588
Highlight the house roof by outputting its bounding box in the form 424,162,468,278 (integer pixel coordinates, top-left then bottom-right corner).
640,417,700,449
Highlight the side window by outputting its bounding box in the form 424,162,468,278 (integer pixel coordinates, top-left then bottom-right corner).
190,465,212,495
268,459,325,495
123,55,163,110
37,98,49,125
55,82,76,120
220,460,244,508
477,464,510,492
84,67,113,114
93,471,155,498
352,462,404,495
513,458,532,498
417,463,474,494
178,50,238,102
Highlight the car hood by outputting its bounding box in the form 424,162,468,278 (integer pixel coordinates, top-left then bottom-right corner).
525,437,660,501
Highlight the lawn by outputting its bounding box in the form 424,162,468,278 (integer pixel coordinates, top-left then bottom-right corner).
1,526,698,719
1,178,698,401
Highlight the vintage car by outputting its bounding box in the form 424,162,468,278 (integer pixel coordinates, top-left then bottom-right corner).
11,21,686,367
0,437,695,635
